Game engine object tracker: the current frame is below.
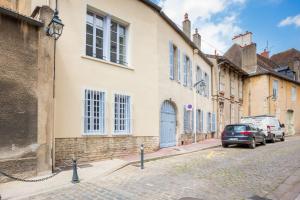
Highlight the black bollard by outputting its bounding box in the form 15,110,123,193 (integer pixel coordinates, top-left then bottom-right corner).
71,158,80,183
140,144,144,170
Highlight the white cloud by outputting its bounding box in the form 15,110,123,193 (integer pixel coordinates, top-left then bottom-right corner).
161,0,246,54
278,14,300,28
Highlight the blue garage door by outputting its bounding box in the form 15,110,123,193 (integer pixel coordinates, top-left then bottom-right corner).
160,101,176,148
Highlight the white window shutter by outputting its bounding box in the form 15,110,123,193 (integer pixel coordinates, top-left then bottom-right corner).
169,42,174,80
183,55,187,86
178,49,181,82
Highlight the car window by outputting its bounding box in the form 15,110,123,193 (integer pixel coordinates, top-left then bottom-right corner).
225,125,246,132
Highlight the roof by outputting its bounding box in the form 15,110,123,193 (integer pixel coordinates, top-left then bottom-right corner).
270,48,300,67
251,54,300,86
0,6,43,27
224,43,300,85
139,0,213,67
206,54,248,76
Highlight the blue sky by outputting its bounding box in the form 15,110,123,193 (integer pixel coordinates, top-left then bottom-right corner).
151,0,300,55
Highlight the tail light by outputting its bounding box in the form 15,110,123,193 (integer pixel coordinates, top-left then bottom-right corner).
240,131,251,135
221,131,225,137
267,125,271,133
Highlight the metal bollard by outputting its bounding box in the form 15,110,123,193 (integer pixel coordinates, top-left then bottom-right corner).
71,158,80,183
140,144,144,170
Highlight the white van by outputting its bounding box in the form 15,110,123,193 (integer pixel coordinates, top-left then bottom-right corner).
241,115,285,142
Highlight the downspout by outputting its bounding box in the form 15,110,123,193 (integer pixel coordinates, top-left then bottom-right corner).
268,75,270,115
52,0,58,172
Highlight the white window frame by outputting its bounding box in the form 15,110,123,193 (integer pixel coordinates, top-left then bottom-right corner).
113,94,131,134
184,107,193,133
85,9,128,66
291,86,297,101
273,80,279,99
83,89,106,135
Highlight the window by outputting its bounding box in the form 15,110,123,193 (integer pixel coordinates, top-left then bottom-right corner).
196,109,204,132
292,86,297,101
219,68,225,93
207,112,211,133
204,73,209,97
184,107,193,133
211,113,216,132
86,10,128,65
114,94,131,134
84,89,105,134
230,73,235,96
86,11,104,59
239,78,243,98
110,21,127,65
169,42,180,82
183,55,192,87
196,66,202,94
273,80,279,99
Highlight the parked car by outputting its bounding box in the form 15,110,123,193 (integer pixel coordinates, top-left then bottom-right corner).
221,123,266,149
241,115,285,143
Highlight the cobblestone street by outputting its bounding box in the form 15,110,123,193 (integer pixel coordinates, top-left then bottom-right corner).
23,136,300,200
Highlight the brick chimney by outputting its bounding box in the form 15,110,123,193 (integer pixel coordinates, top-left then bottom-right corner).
232,31,253,47
193,28,201,50
182,13,191,39
260,49,270,58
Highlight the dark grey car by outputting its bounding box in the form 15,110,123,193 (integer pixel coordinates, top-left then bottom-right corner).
221,124,266,149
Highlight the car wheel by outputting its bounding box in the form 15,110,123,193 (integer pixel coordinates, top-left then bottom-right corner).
271,135,276,143
261,137,266,145
249,138,256,149
280,134,285,142
222,143,228,148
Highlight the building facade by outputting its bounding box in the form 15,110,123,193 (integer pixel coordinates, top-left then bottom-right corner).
208,55,247,136
0,5,55,182
14,0,216,167
225,32,300,136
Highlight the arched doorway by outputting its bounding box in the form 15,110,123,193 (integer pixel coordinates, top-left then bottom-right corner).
160,101,177,148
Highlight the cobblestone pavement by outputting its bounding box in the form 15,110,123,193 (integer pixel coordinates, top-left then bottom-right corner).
23,136,300,200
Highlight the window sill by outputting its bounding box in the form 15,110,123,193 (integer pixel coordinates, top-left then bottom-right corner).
81,55,134,70
82,133,108,137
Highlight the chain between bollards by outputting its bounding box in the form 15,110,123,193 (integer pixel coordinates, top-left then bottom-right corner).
140,144,144,170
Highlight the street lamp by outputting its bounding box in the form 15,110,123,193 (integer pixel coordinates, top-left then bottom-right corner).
193,80,206,143
46,10,64,40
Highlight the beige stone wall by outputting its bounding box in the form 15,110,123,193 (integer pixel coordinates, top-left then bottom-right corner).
55,136,159,166
243,75,300,135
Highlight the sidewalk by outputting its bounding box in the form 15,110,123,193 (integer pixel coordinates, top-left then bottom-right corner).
0,139,220,200
266,167,300,200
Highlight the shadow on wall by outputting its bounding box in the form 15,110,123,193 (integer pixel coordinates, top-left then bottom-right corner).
0,79,38,159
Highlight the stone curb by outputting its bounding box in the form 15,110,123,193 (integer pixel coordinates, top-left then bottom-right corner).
102,144,221,177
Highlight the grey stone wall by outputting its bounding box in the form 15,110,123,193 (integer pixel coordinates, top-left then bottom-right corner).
0,6,54,182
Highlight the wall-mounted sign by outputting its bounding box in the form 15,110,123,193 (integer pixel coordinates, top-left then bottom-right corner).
185,104,193,111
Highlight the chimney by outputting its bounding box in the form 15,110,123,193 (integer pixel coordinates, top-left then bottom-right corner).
182,13,191,39
193,28,201,50
232,31,253,47
260,49,270,58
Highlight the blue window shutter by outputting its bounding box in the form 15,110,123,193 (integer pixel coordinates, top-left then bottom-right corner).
196,110,199,132
190,61,193,88
191,109,194,132
207,112,210,132
201,110,204,132
212,113,216,132
183,55,187,86
184,106,187,132
178,49,181,82
169,42,174,80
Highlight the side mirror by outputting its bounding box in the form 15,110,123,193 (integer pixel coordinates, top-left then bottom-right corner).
281,123,285,128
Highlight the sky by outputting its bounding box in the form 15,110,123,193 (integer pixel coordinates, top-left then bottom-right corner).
150,0,300,56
